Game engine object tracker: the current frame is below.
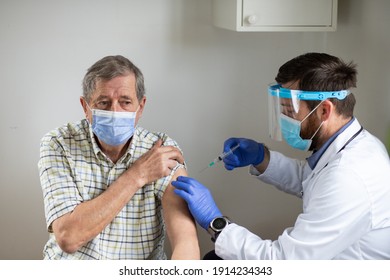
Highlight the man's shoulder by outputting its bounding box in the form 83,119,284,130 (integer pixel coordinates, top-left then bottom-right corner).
135,127,179,148
41,119,89,144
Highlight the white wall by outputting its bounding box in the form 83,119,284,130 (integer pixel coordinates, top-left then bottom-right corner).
0,0,389,259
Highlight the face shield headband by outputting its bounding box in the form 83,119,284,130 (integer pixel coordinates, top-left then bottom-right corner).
268,83,350,141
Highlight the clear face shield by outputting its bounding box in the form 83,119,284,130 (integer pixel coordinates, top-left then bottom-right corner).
268,83,350,141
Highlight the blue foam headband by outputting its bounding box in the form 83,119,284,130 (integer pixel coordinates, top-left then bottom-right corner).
268,84,350,101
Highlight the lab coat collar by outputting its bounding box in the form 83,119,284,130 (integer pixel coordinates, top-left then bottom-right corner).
307,118,355,169
311,118,363,174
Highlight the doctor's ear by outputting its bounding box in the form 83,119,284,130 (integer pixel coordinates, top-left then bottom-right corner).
319,100,333,121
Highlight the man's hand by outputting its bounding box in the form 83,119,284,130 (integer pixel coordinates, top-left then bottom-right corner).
172,176,222,230
129,139,184,187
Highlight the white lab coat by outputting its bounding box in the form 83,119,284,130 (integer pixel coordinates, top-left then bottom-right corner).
216,119,390,259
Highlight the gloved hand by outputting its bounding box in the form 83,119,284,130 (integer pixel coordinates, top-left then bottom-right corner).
223,137,264,170
172,176,222,230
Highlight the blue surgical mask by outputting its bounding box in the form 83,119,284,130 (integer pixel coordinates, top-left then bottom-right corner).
280,103,324,151
87,105,139,146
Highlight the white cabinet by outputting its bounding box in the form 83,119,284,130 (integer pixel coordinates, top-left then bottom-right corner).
212,0,338,32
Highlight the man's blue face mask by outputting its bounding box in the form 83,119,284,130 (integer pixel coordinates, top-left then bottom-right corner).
280,102,324,151
87,103,139,146
267,83,349,150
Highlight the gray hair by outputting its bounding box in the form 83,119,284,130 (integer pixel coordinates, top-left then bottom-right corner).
82,55,145,103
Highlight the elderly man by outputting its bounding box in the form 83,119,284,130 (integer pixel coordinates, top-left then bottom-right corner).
38,55,199,259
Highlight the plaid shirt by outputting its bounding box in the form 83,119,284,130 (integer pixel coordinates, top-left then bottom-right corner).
38,119,184,259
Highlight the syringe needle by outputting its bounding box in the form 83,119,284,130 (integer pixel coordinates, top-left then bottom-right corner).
199,143,240,173
199,160,216,173
199,166,209,173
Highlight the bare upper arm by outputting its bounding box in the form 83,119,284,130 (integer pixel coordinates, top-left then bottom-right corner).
162,167,195,231
162,167,200,258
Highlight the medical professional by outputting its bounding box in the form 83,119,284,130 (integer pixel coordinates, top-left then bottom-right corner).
172,52,390,259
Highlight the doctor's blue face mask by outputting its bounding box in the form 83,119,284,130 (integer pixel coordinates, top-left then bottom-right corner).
280,103,324,151
267,83,350,150
86,102,139,146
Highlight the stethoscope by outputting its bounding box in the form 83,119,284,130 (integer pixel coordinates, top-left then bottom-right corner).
301,126,363,198
337,126,363,154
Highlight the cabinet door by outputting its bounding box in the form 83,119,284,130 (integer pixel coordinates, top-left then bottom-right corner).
242,0,333,27
212,0,337,32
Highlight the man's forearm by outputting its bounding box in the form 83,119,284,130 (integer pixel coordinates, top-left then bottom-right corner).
52,169,142,253
171,238,200,260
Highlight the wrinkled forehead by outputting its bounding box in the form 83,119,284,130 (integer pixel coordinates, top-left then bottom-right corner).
93,75,136,96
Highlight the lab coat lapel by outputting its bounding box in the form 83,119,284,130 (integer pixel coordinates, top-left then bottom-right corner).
312,119,363,175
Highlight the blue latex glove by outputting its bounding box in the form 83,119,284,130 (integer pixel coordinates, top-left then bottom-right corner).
172,176,222,230
223,137,264,170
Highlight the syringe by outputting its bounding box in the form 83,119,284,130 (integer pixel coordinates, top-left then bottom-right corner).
200,143,240,173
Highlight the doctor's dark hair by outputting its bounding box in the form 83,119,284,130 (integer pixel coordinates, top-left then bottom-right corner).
82,55,145,103
275,52,357,118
